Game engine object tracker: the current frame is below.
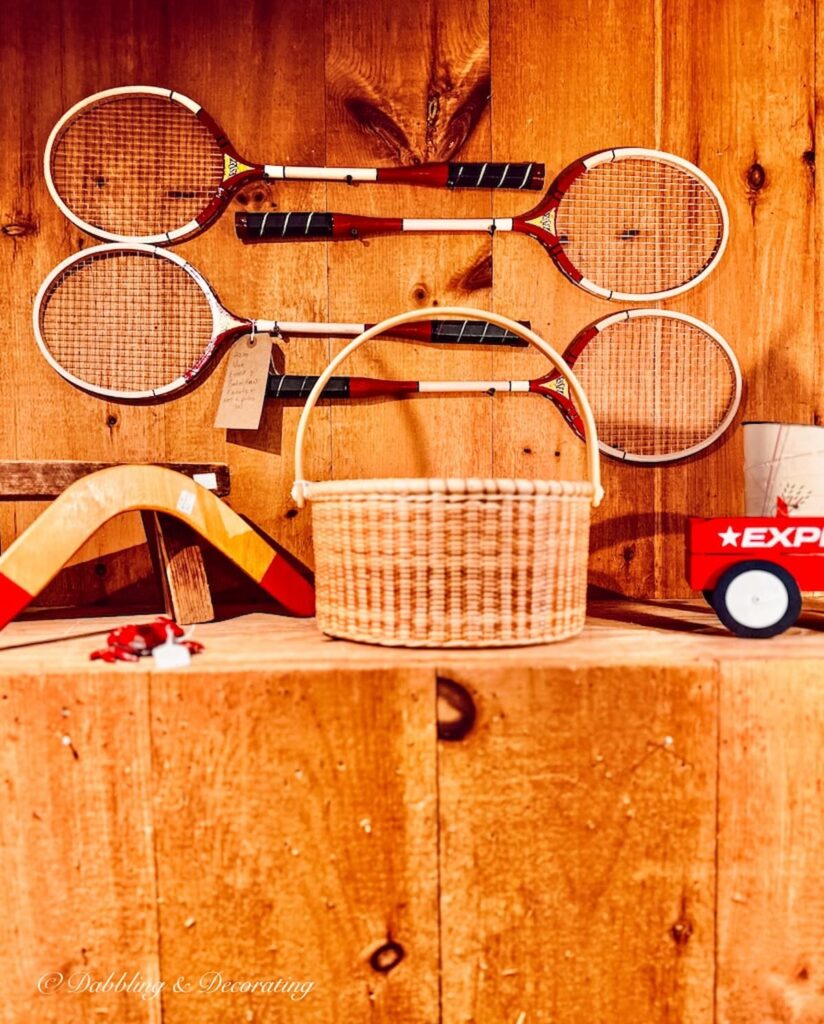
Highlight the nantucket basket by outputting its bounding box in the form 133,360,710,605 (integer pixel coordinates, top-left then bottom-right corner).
292,307,604,647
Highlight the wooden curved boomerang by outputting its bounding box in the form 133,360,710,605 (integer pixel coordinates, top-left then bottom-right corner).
0,465,314,629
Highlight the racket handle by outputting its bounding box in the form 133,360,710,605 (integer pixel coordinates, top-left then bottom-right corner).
266,375,419,400
366,320,529,346
426,321,530,346
447,162,545,190
375,161,545,190
235,212,334,241
267,375,351,398
236,212,403,243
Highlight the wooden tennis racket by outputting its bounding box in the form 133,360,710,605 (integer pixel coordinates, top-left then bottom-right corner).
45,86,544,245
237,148,729,302
265,310,742,464
32,243,528,402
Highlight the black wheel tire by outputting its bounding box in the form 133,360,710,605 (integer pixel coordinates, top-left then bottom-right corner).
713,560,801,638
702,589,716,608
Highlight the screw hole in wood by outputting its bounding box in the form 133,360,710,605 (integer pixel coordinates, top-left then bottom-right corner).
369,940,405,973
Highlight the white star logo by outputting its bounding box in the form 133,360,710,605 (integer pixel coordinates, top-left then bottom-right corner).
718,526,741,547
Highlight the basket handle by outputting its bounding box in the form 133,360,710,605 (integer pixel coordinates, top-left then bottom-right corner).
292,306,604,508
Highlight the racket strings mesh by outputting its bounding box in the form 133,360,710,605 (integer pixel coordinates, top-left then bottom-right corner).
50,94,225,237
555,159,724,295
571,317,737,457
38,250,215,394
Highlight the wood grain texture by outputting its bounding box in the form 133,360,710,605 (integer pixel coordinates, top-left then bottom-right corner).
149,668,438,1023
0,0,329,601
322,0,496,484
0,674,159,1024
438,664,718,1024
490,0,659,598
143,512,215,625
716,661,824,1024
0,462,230,499
656,0,816,596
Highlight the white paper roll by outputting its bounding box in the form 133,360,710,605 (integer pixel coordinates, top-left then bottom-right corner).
743,422,824,516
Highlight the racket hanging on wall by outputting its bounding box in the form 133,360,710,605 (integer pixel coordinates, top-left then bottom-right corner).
32,243,529,403
44,86,545,245
237,148,729,301
265,310,743,464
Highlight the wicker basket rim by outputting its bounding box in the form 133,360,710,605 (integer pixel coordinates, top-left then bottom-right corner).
302,477,596,499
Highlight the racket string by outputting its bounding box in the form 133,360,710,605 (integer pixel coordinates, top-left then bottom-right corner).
570,317,737,456
555,159,724,295
38,250,215,393
50,94,225,237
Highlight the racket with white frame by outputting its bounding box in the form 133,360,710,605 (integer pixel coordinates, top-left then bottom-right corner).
32,243,529,402
238,148,729,301
264,310,742,463
45,86,545,245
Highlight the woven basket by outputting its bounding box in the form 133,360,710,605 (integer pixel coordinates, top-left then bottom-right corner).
292,307,604,647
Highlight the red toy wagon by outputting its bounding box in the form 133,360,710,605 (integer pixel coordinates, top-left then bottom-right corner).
687,510,824,637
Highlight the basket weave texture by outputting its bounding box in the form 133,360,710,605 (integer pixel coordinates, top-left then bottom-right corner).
293,307,603,649
309,478,594,647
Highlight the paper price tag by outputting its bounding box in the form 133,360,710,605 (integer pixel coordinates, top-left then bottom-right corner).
214,336,273,430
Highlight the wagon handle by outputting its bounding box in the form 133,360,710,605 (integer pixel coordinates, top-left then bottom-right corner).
291,306,604,508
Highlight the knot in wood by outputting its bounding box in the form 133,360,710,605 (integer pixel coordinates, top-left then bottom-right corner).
436,677,476,741
746,162,766,191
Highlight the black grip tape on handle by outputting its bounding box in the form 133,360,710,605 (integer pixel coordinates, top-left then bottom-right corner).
266,375,350,399
446,162,545,190
236,212,334,240
430,322,529,347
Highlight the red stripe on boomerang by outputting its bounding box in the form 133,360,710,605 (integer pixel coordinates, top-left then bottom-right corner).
259,557,315,617
0,572,34,630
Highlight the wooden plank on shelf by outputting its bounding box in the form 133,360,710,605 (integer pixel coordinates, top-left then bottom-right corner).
490,0,659,599
0,462,230,500
0,673,159,1024
716,660,824,1024
142,511,215,625
437,663,718,1024
150,667,439,1024
658,0,816,596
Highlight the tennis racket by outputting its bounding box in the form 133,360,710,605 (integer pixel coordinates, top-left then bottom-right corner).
237,148,729,302
264,310,742,464
44,86,545,245
32,243,529,402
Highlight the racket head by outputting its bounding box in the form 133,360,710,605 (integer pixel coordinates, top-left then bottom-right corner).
44,86,255,245
32,242,244,401
518,148,729,302
550,309,742,463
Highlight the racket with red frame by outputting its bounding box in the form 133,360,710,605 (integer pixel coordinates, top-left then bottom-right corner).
44,86,545,245
264,310,743,464
32,243,529,402
237,148,729,302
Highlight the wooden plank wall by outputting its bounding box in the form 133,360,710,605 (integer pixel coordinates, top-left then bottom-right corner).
1,0,818,604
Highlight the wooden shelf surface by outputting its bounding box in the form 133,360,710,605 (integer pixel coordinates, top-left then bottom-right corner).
2,597,824,675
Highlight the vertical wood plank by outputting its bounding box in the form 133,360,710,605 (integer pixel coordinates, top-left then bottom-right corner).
324,0,496,483
490,0,659,597
0,674,159,1024
438,664,718,1024
0,0,329,600
659,0,816,594
717,661,824,1024
150,668,439,1023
